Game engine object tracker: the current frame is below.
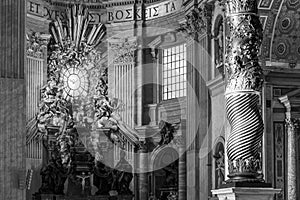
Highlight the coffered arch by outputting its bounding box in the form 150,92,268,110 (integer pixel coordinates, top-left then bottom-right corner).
259,0,300,67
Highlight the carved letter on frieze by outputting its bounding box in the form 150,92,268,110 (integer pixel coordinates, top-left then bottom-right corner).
224,0,264,182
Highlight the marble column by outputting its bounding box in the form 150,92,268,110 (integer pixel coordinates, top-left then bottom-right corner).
279,96,298,200
224,0,264,182
212,0,281,198
138,145,148,200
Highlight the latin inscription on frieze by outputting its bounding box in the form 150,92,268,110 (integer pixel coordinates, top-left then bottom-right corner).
27,0,102,24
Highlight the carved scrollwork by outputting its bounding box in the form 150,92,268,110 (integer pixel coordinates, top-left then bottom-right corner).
109,40,137,64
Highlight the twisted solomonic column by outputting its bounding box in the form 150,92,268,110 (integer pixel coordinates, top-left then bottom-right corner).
224,0,264,182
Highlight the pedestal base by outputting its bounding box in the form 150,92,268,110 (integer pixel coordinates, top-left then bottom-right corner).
211,187,281,200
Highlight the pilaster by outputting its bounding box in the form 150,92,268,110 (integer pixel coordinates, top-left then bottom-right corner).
0,1,26,200
179,3,211,199
279,95,299,200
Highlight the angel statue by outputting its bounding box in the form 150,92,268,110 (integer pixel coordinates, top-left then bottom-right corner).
158,120,180,146
214,151,225,188
95,97,123,129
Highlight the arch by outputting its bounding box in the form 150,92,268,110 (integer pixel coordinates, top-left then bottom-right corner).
150,145,179,172
149,146,179,199
213,136,225,150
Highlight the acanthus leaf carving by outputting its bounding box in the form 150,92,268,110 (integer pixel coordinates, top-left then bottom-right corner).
109,40,137,64
26,32,50,58
178,5,210,39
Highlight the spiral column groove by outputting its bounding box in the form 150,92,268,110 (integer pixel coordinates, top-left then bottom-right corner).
226,92,263,161
224,0,264,182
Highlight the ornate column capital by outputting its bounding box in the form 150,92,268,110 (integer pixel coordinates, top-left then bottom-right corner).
109,38,137,64
278,95,291,113
178,3,213,40
26,32,51,59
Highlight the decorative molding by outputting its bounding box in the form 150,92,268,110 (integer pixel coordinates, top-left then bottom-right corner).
26,32,51,58
109,40,137,64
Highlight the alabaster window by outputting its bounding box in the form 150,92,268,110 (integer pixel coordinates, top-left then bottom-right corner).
162,43,187,100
